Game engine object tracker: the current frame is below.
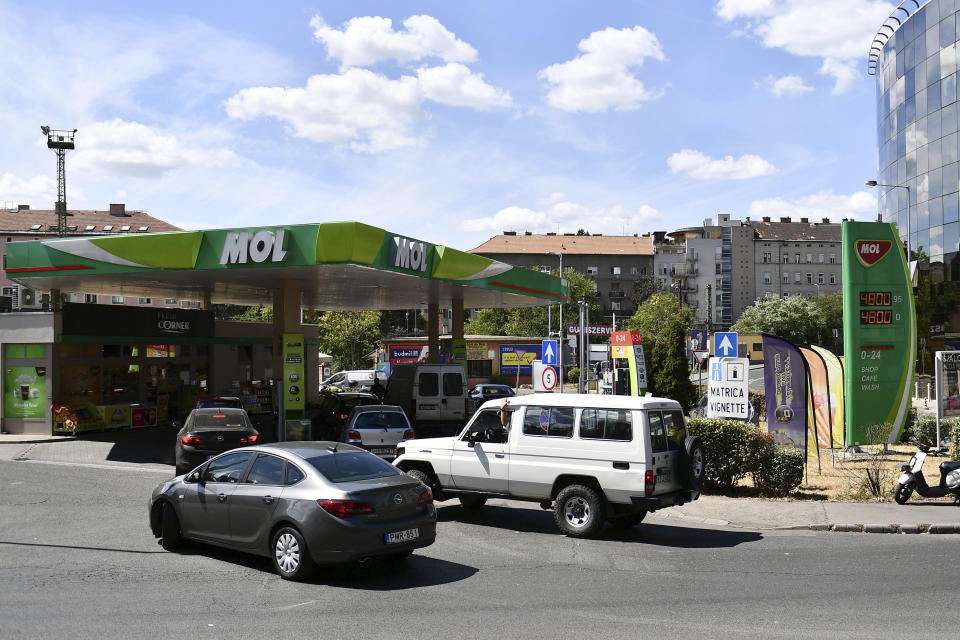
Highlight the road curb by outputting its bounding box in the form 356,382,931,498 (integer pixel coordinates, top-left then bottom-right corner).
821,522,960,534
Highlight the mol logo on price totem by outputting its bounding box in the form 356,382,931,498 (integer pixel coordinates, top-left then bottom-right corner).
855,240,892,267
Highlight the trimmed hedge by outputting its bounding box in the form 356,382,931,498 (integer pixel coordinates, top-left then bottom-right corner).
687,417,804,497
913,416,960,447
952,421,960,462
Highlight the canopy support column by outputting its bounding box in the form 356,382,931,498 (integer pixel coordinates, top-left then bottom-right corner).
427,303,439,363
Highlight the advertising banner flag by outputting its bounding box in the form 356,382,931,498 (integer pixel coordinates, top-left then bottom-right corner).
800,347,832,449
811,345,846,449
762,335,808,454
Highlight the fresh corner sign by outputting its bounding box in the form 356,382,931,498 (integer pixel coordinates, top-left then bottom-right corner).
842,221,915,445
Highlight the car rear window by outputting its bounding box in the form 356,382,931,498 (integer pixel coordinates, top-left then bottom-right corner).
304,451,402,483
194,412,249,428
442,372,463,396
354,411,408,429
419,373,438,397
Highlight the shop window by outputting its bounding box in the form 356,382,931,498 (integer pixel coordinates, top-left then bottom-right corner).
102,344,138,358
467,360,492,377
146,345,176,358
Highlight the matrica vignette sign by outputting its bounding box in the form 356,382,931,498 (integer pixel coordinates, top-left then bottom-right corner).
707,357,750,420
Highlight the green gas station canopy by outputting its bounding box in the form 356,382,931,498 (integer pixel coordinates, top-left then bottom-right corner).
4,222,569,309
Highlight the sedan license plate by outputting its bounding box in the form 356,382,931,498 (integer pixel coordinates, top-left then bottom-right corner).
384,528,419,545
370,447,393,454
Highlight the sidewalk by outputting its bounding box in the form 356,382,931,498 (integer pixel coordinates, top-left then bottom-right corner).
2,430,959,533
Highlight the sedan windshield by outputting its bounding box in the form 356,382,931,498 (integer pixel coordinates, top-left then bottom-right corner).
354,412,408,429
304,451,401,483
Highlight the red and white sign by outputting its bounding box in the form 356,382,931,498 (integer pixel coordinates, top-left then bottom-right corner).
855,240,892,266
611,330,643,346
692,350,708,365
533,361,558,392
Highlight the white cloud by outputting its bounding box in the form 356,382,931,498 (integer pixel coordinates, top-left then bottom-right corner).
226,69,423,153
226,63,511,153
715,0,892,94
461,198,661,234
747,189,877,221
311,14,478,69
72,119,242,178
0,173,56,203
417,63,512,109
539,26,666,112
760,74,813,97
667,149,777,180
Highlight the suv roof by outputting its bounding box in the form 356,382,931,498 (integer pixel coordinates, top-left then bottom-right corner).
494,392,681,411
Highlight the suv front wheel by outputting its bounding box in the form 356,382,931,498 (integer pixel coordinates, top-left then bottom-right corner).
554,484,606,538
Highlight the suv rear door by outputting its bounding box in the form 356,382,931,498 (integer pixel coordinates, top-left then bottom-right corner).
645,408,684,494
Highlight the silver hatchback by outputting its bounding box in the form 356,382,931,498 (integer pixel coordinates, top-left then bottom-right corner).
342,405,414,461
149,442,436,581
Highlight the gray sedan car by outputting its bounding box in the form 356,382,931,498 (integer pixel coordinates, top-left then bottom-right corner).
149,442,436,580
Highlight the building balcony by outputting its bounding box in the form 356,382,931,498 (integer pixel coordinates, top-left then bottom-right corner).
608,291,626,300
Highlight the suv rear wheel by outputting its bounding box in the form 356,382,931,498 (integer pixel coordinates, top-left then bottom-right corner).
554,484,606,538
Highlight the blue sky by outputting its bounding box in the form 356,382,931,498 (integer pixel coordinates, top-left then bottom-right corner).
0,0,898,250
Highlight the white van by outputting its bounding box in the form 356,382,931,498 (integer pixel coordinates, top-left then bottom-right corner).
384,363,468,436
393,393,704,538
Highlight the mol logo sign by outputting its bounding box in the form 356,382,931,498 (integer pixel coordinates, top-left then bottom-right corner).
220,229,289,265
855,239,892,267
390,236,428,273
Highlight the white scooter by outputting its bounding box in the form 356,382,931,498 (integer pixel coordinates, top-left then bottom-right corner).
895,433,960,504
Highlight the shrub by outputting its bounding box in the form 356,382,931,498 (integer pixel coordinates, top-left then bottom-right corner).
912,416,959,447
749,391,766,422
566,367,580,383
687,418,760,489
488,374,509,385
952,420,960,461
754,448,804,497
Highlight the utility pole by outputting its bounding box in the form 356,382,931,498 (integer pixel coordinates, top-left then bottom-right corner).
41,126,76,237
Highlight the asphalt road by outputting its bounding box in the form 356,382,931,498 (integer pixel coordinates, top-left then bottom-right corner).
2,457,959,639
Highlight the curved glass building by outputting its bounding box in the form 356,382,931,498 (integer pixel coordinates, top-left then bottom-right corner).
872,0,960,348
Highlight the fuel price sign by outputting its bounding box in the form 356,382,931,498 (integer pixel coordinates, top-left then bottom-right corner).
842,222,915,445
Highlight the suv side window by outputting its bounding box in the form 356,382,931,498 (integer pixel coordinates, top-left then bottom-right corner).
522,406,573,438
419,373,438,397
663,409,687,451
442,372,463,396
647,411,669,453
579,408,632,441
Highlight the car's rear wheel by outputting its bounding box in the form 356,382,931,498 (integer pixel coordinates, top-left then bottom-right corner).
160,502,182,551
272,527,315,581
554,484,606,538
608,511,646,529
459,495,487,510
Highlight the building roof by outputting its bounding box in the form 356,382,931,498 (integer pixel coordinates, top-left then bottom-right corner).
751,221,841,242
0,204,180,235
470,233,654,256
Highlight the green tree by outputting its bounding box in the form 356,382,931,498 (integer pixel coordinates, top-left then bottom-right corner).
810,291,843,353
732,295,824,345
631,273,661,307
626,294,696,410
316,310,382,371
212,304,273,322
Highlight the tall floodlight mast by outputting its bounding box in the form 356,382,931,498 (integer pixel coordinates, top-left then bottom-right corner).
41,126,76,237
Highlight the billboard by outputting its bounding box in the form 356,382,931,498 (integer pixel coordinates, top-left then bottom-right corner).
499,344,541,375
842,222,915,445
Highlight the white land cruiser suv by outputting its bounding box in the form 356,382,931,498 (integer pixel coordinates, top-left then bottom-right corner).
393,393,704,538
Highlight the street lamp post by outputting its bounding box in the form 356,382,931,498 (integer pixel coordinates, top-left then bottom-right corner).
546,250,564,388
866,180,911,264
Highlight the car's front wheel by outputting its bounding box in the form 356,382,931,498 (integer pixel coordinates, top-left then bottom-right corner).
554,484,606,538
160,502,182,551
271,527,315,581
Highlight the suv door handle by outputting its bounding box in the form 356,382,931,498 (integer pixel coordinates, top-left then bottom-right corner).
495,453,505,459
217,492,228,502
262,495,274,504
612,461,629,470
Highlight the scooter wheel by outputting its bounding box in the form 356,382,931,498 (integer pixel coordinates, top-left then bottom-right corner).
895,482,914,505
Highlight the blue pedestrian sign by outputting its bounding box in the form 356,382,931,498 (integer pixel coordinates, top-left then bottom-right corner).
541,339,558,365
714,332,738,357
